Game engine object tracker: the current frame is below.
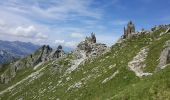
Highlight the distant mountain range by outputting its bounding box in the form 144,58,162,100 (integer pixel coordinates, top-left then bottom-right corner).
0,40,40,64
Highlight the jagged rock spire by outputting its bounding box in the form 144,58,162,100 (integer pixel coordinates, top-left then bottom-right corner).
50,45,65,59
123,21,136,38
91,32,96,43
57,45,62,50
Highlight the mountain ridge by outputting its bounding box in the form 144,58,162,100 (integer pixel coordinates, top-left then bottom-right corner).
0,23,170,99
0,40,40,64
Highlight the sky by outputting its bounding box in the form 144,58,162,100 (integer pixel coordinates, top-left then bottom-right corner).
0,0,170,49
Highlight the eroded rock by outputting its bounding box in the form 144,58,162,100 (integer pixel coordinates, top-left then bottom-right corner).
128,47,152,77
156,40,170,71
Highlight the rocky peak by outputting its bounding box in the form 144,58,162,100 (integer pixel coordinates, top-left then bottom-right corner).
1,45,65,84
76,33,108,58
57,45,63,50
123,21,136,38
40,45,53,55
50,45,65,59
85,32,96,44
91,32,96,43
38,45,53,61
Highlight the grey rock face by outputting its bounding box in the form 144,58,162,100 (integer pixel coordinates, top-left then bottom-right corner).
77,33,108,58
1,45,65,84
128,47,152,77
123,21,136,38
50,45,65,60
0,73,10,84
157,40,170,71
165,28,170,34
62,33,109,77
35,45,53,63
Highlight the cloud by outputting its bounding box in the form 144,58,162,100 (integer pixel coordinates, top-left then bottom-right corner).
54,39,78,48
35,32,48,39
55,40,65,44
0,24,48,39
0,0,102,21
12,26,36,37
70,33,84,38
0,20,5,27
64,41,78,48
0,0,121,48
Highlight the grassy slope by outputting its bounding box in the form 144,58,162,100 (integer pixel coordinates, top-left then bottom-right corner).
0,27,170,100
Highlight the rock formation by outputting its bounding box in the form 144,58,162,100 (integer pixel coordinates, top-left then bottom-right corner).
34,45,53,64
128,47,152,77
123,21,136,38
76,33,108,58
64,33,109,76
50,45,65,59
1,45,65,84
156,40,170,71
0,73,10,84
85,32,96,44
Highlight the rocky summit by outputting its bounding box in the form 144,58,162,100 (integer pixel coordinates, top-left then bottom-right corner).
77,32,109,58
0,22,170,100
0,45,65,84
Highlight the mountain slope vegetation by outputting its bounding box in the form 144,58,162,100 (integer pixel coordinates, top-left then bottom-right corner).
0,25,170,100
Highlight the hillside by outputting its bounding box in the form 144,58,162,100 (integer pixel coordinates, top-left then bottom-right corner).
0,24,170,100
0,40,40,64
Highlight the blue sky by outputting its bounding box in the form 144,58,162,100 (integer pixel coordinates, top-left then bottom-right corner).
0,0,169,48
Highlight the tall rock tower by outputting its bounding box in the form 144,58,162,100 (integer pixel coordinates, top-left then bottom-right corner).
123,21,135,38
91,32,96,43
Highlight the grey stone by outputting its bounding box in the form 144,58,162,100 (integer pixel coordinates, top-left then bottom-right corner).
123,21,136,38
1,45,65,84
165,28,170,34
76,33,108,58
156,40,170,71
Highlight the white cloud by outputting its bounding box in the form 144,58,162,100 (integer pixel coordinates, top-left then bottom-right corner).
0,0,120,47
0,0,102,21
54,40,78,48
12,25,36,37
55,40,65,44
0,24,48,39
35,32,48,39
64,41,78,48
70,33,84,38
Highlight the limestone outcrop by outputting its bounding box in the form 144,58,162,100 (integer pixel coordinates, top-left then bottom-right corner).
77,33,108,58
64,33,109,76
156,40,170,71
1,45,65,84
50,45,65,60
123,21,136,38
128,47,152,77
